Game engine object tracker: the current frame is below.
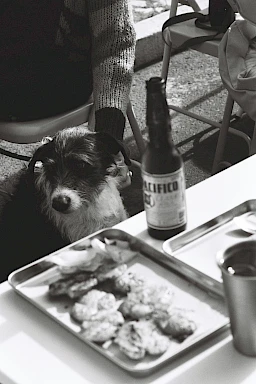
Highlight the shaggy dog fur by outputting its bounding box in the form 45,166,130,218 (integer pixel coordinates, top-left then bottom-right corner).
0,126,130,282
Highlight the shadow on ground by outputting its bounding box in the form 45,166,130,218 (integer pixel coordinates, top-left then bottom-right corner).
191,114,254,174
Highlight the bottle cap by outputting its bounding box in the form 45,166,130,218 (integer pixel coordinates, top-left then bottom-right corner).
146,77,166,92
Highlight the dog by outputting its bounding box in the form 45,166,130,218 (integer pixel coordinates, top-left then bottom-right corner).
0,126,131,282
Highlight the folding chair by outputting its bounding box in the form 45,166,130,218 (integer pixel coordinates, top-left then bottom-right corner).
0,98,145,161
161,0,254,174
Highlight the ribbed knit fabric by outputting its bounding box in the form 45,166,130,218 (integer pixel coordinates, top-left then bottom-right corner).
55,0,136,139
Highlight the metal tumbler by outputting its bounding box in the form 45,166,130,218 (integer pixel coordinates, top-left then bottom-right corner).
217,239,256,356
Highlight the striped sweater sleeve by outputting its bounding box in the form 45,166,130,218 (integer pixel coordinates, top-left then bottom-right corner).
87,0,136,139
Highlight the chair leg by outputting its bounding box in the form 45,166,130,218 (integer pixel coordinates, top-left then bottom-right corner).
126,101,145,157
161,2,177,81
88,104,95,129
161,0,179,82
212,94,234,174
161,0,201,82
249,121,256,156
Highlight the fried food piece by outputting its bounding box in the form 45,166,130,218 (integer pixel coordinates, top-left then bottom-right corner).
104,242,138,263
80,308,124,343
82,309,124,327
114,322,146,360
114,320,170,360
146,331,170,355
97,293,116,310
96,263,127,283
81,321,118,343
119,300,153,319
114,271,145,294
71,302,98,322
48,277,75,297
71,290,118,322
131,320,170,355
119,284,173,319
67,277,98,299
79,289,117,310
48,272,91,297
154,308,197,342
78,289,106,306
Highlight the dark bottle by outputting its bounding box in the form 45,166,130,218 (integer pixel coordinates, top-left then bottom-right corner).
141,77,187,240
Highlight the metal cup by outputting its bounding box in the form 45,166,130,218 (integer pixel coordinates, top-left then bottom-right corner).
217,239,256,356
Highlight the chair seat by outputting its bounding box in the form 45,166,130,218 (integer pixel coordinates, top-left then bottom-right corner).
165,8,220,58
0,100,93,144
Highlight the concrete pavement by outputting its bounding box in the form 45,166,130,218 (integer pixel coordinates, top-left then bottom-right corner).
133,0,208,68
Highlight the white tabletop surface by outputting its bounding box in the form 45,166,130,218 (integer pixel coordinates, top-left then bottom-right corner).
1,155,256,384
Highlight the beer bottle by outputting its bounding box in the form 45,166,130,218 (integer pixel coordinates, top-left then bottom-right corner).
141,77,187,240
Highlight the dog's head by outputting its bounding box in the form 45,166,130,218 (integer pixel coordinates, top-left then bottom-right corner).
28,126,130,215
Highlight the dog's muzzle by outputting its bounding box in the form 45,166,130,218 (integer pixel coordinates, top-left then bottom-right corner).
51,188,81,214
52,195,72,213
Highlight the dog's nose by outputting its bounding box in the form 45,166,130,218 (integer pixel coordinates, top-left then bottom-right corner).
52,195,71,213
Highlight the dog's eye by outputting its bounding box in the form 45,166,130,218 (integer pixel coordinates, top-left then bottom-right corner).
75,161,91,171
67,157,94,174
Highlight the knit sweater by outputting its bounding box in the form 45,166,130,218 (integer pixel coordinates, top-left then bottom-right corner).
55,0,136,139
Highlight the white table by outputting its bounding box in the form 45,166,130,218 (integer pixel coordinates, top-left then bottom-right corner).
1,155,256,384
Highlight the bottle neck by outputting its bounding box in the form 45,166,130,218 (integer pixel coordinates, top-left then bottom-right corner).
147,123,172,149
146,89,173,149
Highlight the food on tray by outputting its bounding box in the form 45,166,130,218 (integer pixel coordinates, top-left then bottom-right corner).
71,302,98,322
78,289,107,306
119,284,174,319
96,263,127,282
48,272,91,297
153,307,197,342
71,289,118,322
47,236,199,360
81,321,119,343
114,271,145,294
48,237,138,274
114,320,170,360
81,309,125,342
49,248,104,272
67,277,98,299
104,242,139,264
83,291,116,311
48,264,130,299
114,321,145,360
71,289,124,342
82,309,124,326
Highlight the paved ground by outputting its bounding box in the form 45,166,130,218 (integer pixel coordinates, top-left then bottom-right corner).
132,0,171,23
132,0,208,68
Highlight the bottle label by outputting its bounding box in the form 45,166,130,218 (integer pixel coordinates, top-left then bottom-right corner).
142,168,187,230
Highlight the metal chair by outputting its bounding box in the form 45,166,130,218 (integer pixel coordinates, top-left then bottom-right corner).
161,0,254,174
0,97,145,161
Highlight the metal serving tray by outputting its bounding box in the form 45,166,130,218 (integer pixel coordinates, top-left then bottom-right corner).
163,200,256,297
8,228,229,377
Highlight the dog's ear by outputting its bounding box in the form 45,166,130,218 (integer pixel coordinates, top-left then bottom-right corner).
41,136,53,145
95,132,131,166
28,138,55,172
